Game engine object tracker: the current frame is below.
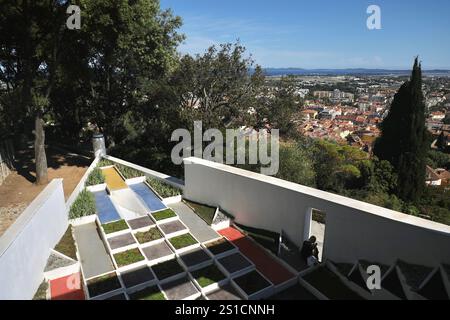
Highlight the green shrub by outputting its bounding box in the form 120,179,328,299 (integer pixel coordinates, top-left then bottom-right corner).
135,228,163,244
146,177,181,198
151,209,177,221
85,167,105,186
113,248,144,267
116,164,143,179
69,189,96,219
169,233,198,249
102,220,129,234
97,158,114,167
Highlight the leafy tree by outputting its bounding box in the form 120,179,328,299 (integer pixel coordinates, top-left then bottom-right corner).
276,142,315,187
0,0,68,184
374,58,428,201
170,42,263,131
255,76,300,136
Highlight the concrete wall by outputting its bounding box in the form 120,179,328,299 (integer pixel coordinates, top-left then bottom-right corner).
0,179,68,299
183,157,450,267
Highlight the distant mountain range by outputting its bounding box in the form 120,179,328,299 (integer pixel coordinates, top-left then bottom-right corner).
262,68,450,76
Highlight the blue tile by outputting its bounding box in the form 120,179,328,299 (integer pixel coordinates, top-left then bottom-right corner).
92,190,121,224
129,183,167,212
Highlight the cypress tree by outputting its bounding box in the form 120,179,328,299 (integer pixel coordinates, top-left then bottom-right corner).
373,58,428,202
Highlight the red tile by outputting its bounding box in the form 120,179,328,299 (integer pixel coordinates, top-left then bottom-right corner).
50,273,85,300
219,227,295,285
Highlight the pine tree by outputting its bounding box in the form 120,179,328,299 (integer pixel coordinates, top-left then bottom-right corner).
373,58,428,202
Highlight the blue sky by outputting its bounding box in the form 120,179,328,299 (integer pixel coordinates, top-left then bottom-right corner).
160,0,450,69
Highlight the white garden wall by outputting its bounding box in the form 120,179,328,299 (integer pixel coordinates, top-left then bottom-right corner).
183,157,450,267
0,179,68,299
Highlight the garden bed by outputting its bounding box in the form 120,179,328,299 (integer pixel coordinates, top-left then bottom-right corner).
146,177,181,198
151,259,185,282
87,273,122,298
191,264,227,292
85,167,106,186
217,252,254,277
129,285,166,300
69,189,96,219
183,199,216,225
158,220,187,237
120,266,155,289
108,232,136,248
54,226,77,260
179,248,212,270
232,270,272,299
303,266,364,300
204,238,237,258
151,208,177,222
113,248,145,268
102,220,129,235
141,241,175,265
168,233,199,251
127,215,155,230
134,227,163,244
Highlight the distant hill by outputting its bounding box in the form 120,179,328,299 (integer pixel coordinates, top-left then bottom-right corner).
262,68,450,76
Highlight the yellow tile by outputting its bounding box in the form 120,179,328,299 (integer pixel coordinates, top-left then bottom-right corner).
102,167,127,191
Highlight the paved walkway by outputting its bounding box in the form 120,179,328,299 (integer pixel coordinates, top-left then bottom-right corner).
73,222,114,279
218,227,295,286
50,273,85,300
169,202,220,243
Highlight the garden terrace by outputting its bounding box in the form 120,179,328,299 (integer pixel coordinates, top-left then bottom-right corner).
134,228,163,244
107,233,136,250
141,241,174,262
151,259,185,281
151,209,177,222
87,273,122,299
204,238,237,257
120,266,155,289
232,270,272,299
127,216,155,230
178,248,212,269
129,285,166,300
191,265,227,288
113,248,145,268
168,233,198,250
102,220,129,235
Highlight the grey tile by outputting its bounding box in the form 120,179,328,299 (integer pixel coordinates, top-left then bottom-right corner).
107,233,136,250
161,276,199,300
127,215,155,230
159,220,187,235
141,241,174,261
206,284,243,300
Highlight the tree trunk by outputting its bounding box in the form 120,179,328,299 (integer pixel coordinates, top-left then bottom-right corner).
35,111,48,185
